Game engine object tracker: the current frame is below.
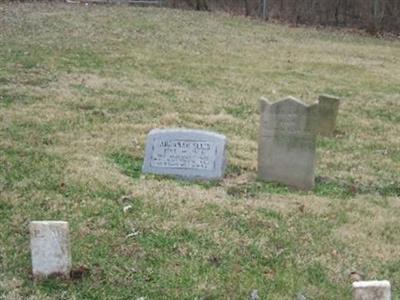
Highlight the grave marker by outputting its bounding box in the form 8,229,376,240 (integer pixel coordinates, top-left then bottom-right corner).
353,280,391,300
257,96,319,190
318,94,340,137
142,128,227,180
30,221,71,279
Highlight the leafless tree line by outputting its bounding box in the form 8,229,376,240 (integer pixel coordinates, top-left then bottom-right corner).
8,0,399,32
169,0,400,33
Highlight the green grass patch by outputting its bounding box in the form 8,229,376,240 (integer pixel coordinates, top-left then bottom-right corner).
305,262,332,286
109,152,143,179
0,92,40,107
0,147,64,191
317,136,342,150
224,103,255,118
375,182,400,197
314,176,355,199
366,108,400,123
1,3,399,299
61,48,105,70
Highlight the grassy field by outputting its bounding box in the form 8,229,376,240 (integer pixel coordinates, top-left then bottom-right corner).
0,3,399,299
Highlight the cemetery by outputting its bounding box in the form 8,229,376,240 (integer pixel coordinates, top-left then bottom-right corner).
1,2,399,299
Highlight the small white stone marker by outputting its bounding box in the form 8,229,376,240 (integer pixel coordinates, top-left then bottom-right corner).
353,280,391,300
30,221,71,279
142,128,227,180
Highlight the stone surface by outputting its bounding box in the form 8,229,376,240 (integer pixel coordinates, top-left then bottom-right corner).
142,128,227,180
30,221,71,279
318,94,340,137
250,289,260,300
257,96,319,190
353,280,391,300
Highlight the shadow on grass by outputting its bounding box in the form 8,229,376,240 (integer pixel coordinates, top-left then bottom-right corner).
227,181,290,198
154,164,256,190
142,174,220,190
315,176,400,198
227,176,400,200
109,154,400,198
110,152,221,189
174,178,221,189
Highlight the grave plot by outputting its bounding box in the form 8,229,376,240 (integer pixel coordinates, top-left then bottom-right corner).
142,128,227,180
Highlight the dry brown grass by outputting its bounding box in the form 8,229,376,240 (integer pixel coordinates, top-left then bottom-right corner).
1,2,399,299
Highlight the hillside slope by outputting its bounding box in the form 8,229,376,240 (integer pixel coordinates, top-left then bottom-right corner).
0,3,399,299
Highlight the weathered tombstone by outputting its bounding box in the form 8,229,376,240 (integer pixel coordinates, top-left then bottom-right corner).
30,221,71,279
142,128,227,180
318,94,340,137
353,280,391,300
257,96,319,190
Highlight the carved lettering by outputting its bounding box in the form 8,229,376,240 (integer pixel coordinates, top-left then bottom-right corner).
150,139,216,170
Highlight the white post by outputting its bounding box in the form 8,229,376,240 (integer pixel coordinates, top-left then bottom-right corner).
262,0,267,20
30,221,71,279
353,280,391,300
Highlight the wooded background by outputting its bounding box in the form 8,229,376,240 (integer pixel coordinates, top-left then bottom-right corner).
6,0,400,33
168,0,400,33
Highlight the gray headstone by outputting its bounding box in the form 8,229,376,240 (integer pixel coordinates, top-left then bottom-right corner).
142,128,227,180
30,221,71,279
353,280,391,300
257,96,319,190
318,94,340,137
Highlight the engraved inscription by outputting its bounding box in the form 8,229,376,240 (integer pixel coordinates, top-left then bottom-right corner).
262,113,308,133
258,97,318,190
149,139,216,170
142,128,227,180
